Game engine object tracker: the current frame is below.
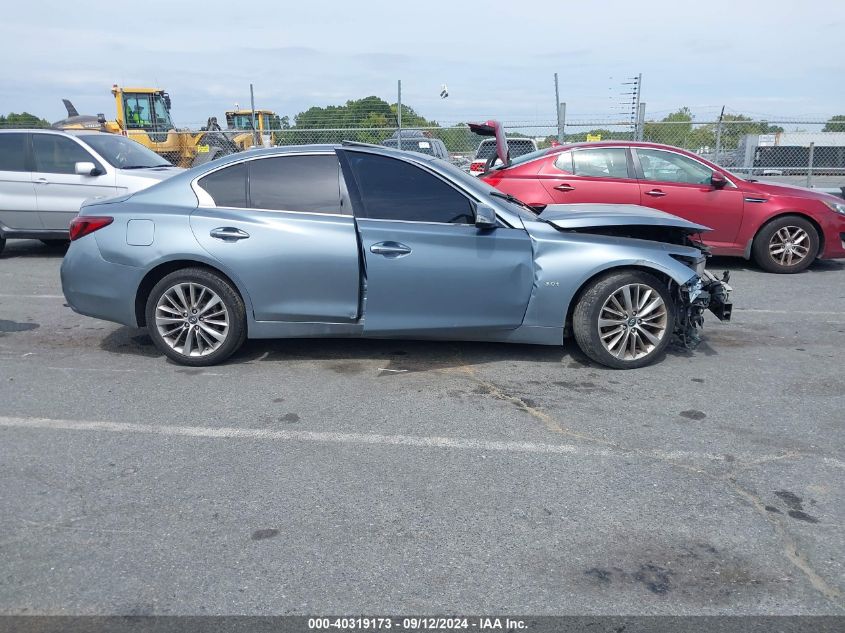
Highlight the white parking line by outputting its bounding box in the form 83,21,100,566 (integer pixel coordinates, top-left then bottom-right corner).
0,415,601,456
2,415,841,469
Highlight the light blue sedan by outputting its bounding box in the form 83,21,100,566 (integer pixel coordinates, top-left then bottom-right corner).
60,143,731,369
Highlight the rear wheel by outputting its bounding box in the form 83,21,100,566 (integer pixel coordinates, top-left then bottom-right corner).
145,268,246,366
572,270,675,369
751,215,818,273
0,237,5,257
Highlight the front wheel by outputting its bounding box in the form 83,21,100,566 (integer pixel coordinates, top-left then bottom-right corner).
751,216,819,273
145,268,246,366
572,270,675,369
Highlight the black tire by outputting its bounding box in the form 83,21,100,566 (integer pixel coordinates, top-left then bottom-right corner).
751,215,819,273
0,237,5,257
40,239,70,248
572,270,675,370
144,267,247,366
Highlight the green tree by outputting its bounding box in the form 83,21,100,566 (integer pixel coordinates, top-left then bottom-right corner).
823,115,845,132
0,112,50,128
643,107,694,146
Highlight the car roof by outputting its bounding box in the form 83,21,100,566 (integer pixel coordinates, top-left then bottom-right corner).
0,128,110,137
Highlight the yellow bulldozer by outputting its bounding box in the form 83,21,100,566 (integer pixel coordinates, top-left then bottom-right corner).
53,86,279,167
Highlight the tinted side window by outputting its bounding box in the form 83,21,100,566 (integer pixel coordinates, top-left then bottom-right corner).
572,148,629,179
637,149,712,185
346,153,473,224
0,133,28,171
33,135,96,174
198,162,247,207
249,155,341,213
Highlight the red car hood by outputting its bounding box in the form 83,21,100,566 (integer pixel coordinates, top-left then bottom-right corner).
741,179,842,203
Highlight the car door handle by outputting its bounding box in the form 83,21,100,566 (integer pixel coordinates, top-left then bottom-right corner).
645,189,667,197
34,177,48,185
553,183,575,192
370,241,411,257
210,227,250,241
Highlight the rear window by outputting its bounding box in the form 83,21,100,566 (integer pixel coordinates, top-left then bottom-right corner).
382,139,436,156
475,138,536,160
198,162,247,207
0,133,27,171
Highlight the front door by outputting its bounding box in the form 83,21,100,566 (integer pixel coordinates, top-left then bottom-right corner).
32,134,117,230
633,148,744,248
340,149,534,335
538,146,641,205
190,153,361,323
0,132,40,230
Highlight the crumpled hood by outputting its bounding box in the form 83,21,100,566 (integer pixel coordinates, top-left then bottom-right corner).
538,203,711,234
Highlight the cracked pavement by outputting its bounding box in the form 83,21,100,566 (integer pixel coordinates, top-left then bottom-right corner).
0,240,843,614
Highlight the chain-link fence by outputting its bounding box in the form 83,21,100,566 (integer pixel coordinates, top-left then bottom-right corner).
4,111,844,192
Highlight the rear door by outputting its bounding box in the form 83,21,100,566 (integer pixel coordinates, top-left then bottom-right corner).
340,149,534,335
538,147,641,204
190,153,361,322
0,132,41,230
32,134,117,230
633,148,744,248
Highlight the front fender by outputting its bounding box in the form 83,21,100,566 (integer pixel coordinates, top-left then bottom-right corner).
522,222,700,328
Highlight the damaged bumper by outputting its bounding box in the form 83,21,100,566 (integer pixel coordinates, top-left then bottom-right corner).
675,269,733,348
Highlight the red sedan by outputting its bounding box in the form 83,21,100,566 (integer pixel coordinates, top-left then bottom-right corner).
475,130,845,273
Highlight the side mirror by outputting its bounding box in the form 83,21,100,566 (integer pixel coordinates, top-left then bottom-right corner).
75,162,100,176
474,204,498,229
711,172,728,189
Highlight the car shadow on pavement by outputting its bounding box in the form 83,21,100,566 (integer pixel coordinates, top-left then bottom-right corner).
99,325,617,372
707,255,845,275
0,239,68,259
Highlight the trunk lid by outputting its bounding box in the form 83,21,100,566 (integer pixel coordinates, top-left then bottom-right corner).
468,120,510,168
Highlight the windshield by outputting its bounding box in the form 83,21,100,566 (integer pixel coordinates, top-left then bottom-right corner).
79,134,171,169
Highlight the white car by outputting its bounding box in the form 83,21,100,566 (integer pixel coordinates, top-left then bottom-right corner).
0,129,182,255
469,137,538,176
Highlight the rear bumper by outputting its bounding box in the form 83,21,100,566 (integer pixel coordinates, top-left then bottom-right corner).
60,236,143,327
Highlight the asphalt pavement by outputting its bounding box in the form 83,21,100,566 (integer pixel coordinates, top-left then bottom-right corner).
0,239,843,615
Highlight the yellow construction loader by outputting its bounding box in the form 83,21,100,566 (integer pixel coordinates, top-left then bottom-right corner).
53,86,276,167
225,109,282,147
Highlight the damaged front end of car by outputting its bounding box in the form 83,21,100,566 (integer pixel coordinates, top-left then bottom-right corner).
673,264,733,349
537,203,733,351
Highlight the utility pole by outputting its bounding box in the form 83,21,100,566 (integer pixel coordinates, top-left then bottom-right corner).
633,73,642,138
397,80,402,151
249,83,258,147
558,103,566,143
554,73,561,140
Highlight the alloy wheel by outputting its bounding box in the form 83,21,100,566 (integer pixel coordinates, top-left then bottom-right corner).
768,226,810,266
155,282,230,357
598,283,668,361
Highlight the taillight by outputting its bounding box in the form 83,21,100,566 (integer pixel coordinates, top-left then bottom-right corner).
69,216,113,241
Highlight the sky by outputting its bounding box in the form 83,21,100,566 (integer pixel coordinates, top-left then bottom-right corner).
2,0,844,128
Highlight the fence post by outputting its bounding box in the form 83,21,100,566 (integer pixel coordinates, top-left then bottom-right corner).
249,83,258,148
806,142,815,188
557,102,566,143
714,106,725,164
635,102,646,141
397,79,402,150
